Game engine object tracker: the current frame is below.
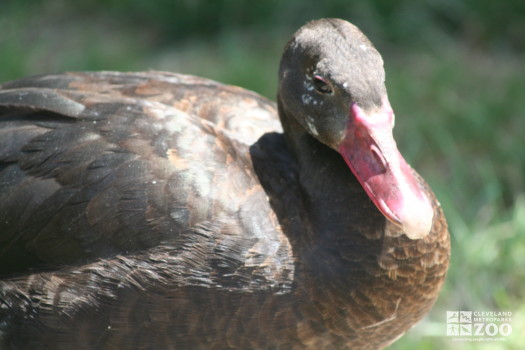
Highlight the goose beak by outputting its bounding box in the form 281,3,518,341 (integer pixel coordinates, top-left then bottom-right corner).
337,99,434,239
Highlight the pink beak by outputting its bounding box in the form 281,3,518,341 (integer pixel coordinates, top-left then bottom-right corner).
338,99,433,239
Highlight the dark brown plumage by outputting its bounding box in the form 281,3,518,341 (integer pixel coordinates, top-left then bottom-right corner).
0,19,450,350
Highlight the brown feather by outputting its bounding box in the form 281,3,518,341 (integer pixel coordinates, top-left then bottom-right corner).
0,19,449,350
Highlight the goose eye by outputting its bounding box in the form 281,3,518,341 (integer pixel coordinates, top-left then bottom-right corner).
313,75,332,94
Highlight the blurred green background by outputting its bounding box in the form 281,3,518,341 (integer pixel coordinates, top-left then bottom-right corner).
1,0,524,348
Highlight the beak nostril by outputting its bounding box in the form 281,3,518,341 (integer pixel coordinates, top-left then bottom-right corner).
370,144,387,174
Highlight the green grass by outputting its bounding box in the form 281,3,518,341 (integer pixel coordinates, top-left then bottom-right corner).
1,1,524,348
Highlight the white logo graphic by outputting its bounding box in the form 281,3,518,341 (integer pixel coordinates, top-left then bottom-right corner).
446,311,512,341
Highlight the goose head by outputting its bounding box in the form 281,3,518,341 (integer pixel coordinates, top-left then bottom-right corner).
278,18,434,239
